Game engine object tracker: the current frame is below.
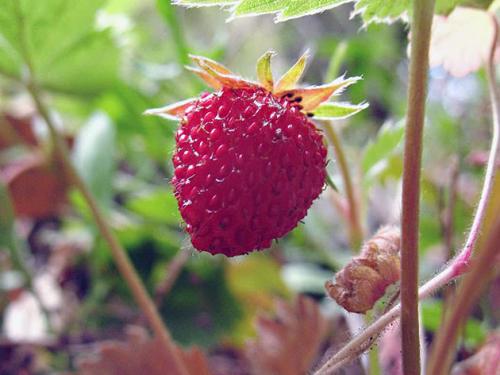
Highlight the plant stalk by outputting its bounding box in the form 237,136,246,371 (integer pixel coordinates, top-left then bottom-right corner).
154,248,190,307
427,21,500,373
323,123,363,250
451,20,499,277
400,0,435,373
27,84,189,375
426,214,500,374
315,14,499,372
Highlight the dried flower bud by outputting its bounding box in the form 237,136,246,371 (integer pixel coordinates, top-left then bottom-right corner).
325,226,401,313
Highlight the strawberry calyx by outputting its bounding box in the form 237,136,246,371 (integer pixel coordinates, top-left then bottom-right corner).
145,51,368,120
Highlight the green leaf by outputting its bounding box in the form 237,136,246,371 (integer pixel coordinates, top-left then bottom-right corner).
355,0,465,24
126,189,181,226
353,0,410,24
231,0,284,16
174,0,237,5
176,0,467,25
0,182,15,250
73,113,116,206
161,257,243,347
311,101,368,120
232,0,350,21
0,0,120,95
362,121,404,176
277,0,352,21
422,299,487,348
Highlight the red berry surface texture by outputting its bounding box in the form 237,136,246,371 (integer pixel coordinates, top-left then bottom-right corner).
146,52,367,256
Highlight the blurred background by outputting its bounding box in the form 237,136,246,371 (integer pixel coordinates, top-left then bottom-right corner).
0,0,498,373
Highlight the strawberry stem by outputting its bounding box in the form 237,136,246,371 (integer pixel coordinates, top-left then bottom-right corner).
427,19,500,374
400,0,435,373
427,215,500,374
449,19,500,277
26,81,190,375
323,122,363,251
316,6,499,374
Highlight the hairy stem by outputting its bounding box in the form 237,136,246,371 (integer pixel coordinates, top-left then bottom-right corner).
27,84,189,375
323,123,363,250
366,310,381,375
451,21,500,277
427,20,500,374
315,16,499,373
427,214,500,374
400,0,435,373
438,158,459,314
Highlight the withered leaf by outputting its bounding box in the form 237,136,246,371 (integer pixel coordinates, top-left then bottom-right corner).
76,326,213,375
245,296,327,375
1,155,68,219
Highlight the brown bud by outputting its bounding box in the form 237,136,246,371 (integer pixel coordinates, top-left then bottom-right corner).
325,226,401,313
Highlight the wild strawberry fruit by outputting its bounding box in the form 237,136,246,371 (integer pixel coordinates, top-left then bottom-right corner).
146,51,367,256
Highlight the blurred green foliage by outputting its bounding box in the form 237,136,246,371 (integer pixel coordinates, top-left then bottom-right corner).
0,0,497,371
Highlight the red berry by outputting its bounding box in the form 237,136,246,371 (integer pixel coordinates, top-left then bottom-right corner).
172,87,327,256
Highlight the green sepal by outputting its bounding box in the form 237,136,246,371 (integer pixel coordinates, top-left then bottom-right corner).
256,51,276,91
274,50,309,93
310,101,369,120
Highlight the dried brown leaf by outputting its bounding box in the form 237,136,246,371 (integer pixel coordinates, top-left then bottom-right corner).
0,155,68,218
76,326,213,375
245,296,327,375
429,7,499,78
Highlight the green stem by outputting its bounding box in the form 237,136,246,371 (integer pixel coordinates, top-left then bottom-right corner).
366,311,381,375
323,123,363,251
27,83,189,375
400,1,435,373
